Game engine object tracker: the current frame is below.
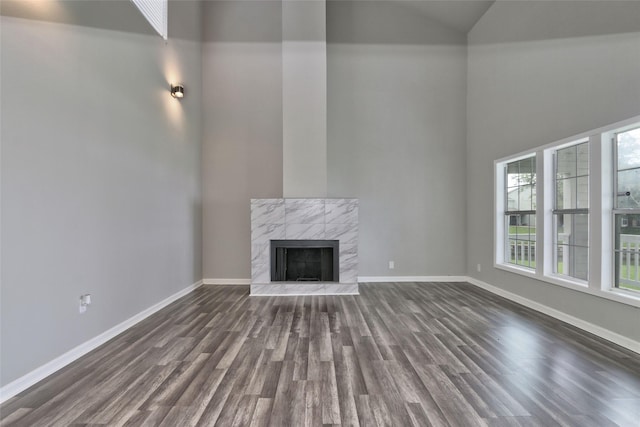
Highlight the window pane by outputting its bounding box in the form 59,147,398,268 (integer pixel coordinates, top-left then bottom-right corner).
513,240,535,268
514,215,534,238
507,161,521,188
519,185,534,211
573,246,589,281
528,157,537,187
552,143,589,281
511,158,535,185
526,214,536,229
556,180,564,210
507,215,519,239
557,145,577,179
617,168,640,209
507,187,518,210
507,239,517,264
516,228,528,241
507,161,520,176
617,127,640,170
554,213,588,280
556,178,576,210
556,245,568,274
577,176,589,209
555,214,569,244
530,185,537,210
574,214,589,247
615,214,640,292
555,244,589,280
503,156,535,271
576,142,589,176
529,156,537,173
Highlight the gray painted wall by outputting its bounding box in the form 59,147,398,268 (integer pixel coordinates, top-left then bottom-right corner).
0,2,203,386
282,0,328,198
466,1,640,340
327,1,468,277
201,1,283,280
202,0,468,279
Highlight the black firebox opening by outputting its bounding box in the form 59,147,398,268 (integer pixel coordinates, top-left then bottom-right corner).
271,240,339,282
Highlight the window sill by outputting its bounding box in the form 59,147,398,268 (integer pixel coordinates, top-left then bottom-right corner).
601,288,640,307
495,262,640,309
495,263,537,278
544,274,589,290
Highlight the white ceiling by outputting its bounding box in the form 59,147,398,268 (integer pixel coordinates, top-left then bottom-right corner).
2,0,496,37
399,0,495,34
0,0,157,36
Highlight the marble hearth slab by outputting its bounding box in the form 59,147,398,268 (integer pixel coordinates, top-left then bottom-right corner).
250,283,359,296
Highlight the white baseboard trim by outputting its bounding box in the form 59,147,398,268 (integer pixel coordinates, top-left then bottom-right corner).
465,277,640,355
206,276,471,285
0,280,203,404
203,278,251,285
358,276,468,283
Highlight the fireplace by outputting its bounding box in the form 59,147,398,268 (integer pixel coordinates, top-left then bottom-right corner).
271,240,339,282
250,198,358,295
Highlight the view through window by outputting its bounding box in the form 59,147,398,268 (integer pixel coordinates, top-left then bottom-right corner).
554,141,589,281
615,127,640,292
505,156,536,269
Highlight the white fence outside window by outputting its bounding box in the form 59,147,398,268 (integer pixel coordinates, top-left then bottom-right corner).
620,234,640,287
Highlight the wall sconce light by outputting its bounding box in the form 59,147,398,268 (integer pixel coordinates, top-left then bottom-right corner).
171,84,185,99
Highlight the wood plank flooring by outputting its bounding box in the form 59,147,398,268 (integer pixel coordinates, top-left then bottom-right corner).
2,282,640,426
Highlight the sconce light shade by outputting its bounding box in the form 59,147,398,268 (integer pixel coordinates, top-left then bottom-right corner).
171,84,185,99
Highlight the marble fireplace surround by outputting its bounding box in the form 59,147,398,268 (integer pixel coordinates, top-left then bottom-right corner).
251,198,359,295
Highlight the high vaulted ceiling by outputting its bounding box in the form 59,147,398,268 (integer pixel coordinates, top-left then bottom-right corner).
0,0,156,35
2,0,495,39
390,0,495,34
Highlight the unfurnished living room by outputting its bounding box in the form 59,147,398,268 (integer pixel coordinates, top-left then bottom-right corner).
2,0,640,425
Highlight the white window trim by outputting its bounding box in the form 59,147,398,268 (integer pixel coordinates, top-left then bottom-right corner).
494,114,640,309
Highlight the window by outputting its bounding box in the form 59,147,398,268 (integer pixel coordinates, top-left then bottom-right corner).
614,127,640,292
553,141,589,281
495,116,640,307
504,156,536,269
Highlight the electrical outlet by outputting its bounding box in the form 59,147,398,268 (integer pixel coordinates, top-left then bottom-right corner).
477,263,482,272
389,261,395,269
79,294,92,314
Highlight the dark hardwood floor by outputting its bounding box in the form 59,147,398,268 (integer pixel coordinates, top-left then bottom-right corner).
2,282,640,426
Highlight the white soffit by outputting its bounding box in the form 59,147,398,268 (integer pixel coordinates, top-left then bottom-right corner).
131,0,167,39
